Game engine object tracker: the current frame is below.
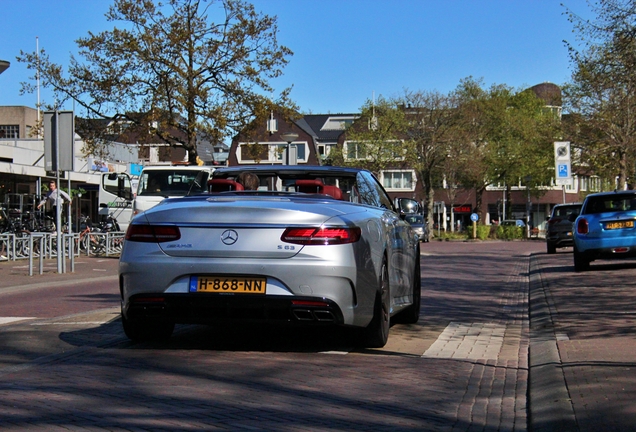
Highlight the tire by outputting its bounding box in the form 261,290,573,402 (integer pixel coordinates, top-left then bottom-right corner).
362,259,391,348
547,242,556,254
573,245,590,272
122,312,174,342
394,254,421,324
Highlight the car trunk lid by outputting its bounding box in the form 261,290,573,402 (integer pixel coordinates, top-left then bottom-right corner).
140,196,365,258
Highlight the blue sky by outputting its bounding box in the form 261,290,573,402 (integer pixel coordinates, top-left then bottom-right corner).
0,0,594,115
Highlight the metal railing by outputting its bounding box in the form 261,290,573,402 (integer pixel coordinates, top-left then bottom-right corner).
0,231,124,274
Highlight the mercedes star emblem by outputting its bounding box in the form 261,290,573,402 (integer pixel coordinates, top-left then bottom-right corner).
220,229,238,245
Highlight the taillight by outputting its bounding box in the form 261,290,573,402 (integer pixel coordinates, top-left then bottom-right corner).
576,218,589,235
125,224,181,243
547,218,562,225
281,227,361,245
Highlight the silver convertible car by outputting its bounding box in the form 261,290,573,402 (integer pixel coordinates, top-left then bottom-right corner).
119,165,421,347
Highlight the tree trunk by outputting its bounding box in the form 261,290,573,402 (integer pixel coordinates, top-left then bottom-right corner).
423,171,435,242
618,149,628,190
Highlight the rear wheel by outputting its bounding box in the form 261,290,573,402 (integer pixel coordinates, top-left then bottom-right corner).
361,260,390,348
573,245,590,272
394,255,421,324
122,312,174,342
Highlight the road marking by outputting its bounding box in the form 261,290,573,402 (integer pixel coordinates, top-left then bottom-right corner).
31,321,110,326
422,322,507,360
0,317,35,324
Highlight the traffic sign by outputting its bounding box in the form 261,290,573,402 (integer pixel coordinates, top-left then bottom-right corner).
557,163,569,178
554,141,572,183
470,213,479,222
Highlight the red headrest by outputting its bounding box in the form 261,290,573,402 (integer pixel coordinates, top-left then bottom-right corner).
208,179,244,192
295,179,324,193
322,185,343,200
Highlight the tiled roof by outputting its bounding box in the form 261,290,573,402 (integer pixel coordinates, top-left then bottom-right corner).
300,113,358,142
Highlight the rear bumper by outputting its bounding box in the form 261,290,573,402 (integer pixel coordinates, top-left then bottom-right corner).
546,237,574,247
122,293,346,326
546,231,574,247
575,246,636,262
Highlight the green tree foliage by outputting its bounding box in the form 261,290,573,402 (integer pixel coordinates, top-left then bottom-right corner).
334,96,409,176
454,78,559,219
18,0,294,164
563,0,636,189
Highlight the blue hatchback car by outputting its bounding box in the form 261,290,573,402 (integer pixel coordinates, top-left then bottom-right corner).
573,190,636,271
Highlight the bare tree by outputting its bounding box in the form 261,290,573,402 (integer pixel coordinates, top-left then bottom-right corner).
563,0,636,189
18,0,294,164
400,89,460,236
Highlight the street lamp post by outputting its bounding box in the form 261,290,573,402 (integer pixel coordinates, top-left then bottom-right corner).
280,132,298,165
0,60,9,75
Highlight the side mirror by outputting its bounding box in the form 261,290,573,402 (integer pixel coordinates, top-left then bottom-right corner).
396,198,420,215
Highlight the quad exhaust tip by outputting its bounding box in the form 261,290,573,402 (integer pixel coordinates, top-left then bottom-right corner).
292,308,335,322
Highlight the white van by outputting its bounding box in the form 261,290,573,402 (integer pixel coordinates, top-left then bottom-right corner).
132,165,215,219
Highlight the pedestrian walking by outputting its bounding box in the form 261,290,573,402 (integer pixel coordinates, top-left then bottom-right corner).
37,180,71,221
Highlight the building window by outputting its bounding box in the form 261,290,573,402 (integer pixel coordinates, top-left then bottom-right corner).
321,116,355,130
590,176,601,192
344,141,367,160
238,142,307,164
381,170,416,191
0,125,19,139
580,176,588,191
344,140,404,161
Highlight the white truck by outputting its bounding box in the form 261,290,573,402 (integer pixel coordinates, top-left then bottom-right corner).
98,166,215,231
98,172,134,232
131,165,215,219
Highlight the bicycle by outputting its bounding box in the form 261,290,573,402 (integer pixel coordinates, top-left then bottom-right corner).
78,213,123,255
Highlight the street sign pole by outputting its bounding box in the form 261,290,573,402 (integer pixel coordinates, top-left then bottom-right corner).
44,110,74,274
470,213,479,239
55,112,62,274
554,142,572,204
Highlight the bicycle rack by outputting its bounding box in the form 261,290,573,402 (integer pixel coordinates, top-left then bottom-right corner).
28,233,45,276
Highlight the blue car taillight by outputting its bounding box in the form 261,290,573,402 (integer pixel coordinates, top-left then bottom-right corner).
576,218,589,235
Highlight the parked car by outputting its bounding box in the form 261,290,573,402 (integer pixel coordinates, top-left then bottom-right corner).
119,165,421,348
404,214,429,242
573,190,636,271
546,203,582,254
501,219,526,227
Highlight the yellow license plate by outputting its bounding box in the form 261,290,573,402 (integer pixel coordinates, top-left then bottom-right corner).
605,220,635,230
190,276,266,294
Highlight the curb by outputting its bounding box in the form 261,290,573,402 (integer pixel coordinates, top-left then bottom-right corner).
528,253,578,432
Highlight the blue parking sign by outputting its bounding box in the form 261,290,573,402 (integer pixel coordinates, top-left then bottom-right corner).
557,164,569,178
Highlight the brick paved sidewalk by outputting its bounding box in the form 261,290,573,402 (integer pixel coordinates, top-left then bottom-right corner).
530,252,636,432
0,256,119,291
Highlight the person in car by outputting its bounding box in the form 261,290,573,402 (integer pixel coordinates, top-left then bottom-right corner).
236,172,259,190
